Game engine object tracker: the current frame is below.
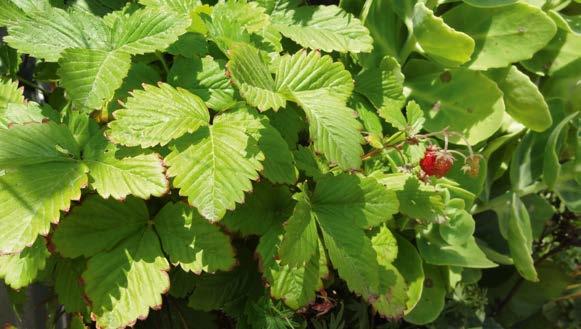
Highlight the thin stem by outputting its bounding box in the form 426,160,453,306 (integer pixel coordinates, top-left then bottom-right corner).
399,35,417,63
156,51,170,76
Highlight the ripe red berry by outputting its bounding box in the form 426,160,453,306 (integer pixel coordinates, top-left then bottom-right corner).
420,146,455,178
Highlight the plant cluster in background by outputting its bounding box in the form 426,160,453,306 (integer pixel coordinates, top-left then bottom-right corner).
0,0,579,328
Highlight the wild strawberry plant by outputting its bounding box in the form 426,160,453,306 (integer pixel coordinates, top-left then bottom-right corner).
0,0,579,328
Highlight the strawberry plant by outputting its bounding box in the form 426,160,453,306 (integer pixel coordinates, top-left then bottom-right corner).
0,0,579,328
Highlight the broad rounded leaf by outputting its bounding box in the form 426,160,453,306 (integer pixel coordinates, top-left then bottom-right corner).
444,3,557,69
404,264,446,325
108,83,210,148
486,66,552,132
155,202,236,274
439,209,476,246
543,112,579,189
404,60,504,144
393,234,425,315
418,226,497,268
412,2,475,67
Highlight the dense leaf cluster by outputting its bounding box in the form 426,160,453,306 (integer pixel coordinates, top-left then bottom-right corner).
0,0,579,328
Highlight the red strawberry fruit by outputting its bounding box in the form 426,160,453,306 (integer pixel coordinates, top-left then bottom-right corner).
420,146,455,178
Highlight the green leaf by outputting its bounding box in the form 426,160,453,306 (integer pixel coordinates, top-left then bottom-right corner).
370,225,398,267
379,175,447,222
84,228,170,329
486,66,552,132
109,8,191,55
53,196,149,258
497,194,538,281
168,56,237,111
554,161,581,212
0,238,49,289
439,208,475,246
54,257,87,313
58,49,131,111
443,2,557,69
278,191,319,267
0,122,88,254
2,102,59,128
83,133,169,200
543,112,579,189
522,30,581,77
404,60,504,144
358,0,404,66
313,174,399,228
0,79,24,112
165,109,263,221
257,226,328,309
155,202,236,274
318,209,381,299
417,225,497,268
463,0,519,7
354,56,406,127
139,0,200,14
273,5,373,53
411,2,475,67
295,90,364,170
227,43,286,112
4,7,110,61
404,264,446,325
188,250,264,313
221,182,294,237
108,83,210,148
254,120,297,184
393,234,425,314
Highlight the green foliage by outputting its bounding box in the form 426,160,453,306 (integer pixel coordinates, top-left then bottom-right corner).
0,0,579,328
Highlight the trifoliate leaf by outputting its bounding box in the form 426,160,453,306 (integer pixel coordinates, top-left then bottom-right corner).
0,122,88,254
273,5,373,53
155,202,236,274
83,133,169,200
166,109,263,221
58,48,131,111
4,7,109,61
168,56,237,111
355,56,406,129
84,229,169,329
52,196,149,258
108,83,210,148
0,238,49,289
227,43,286,112
109,8,191,55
